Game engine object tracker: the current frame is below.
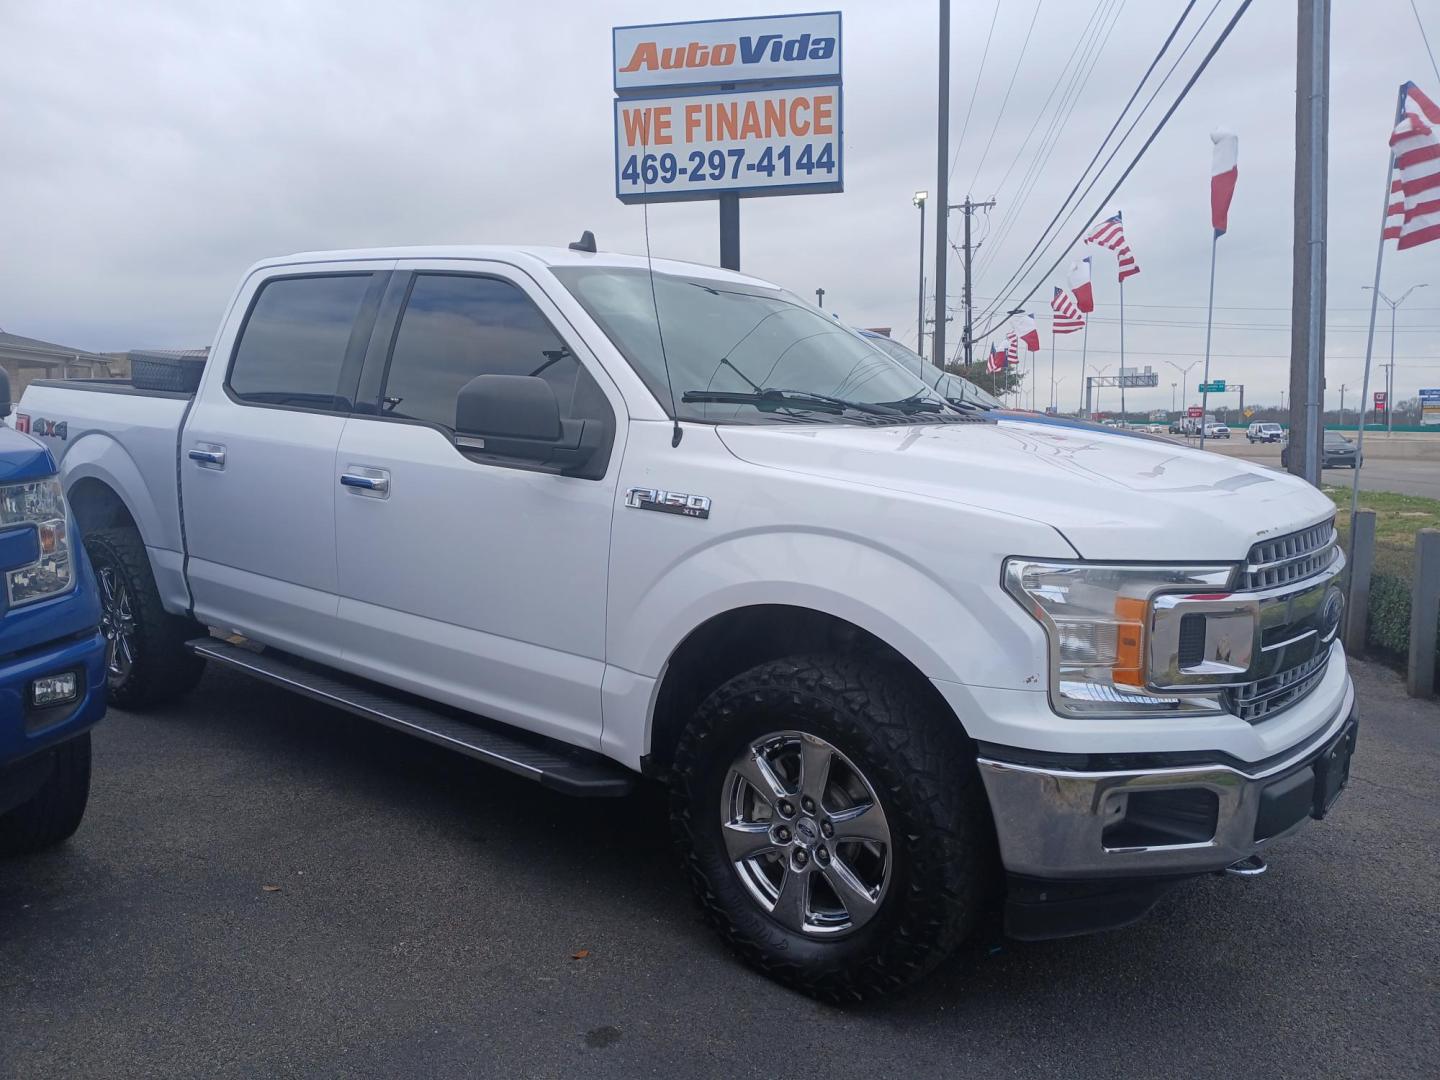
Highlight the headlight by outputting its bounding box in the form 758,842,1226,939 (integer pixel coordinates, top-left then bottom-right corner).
1004,559,1235,718
1,478,75,606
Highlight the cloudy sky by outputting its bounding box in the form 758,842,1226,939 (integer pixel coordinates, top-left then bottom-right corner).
3,0,1438,415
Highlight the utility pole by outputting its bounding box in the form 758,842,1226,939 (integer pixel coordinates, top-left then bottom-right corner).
1289,0,1330,485
1340,382,1346,426
951,197,996,367
932,0,950,369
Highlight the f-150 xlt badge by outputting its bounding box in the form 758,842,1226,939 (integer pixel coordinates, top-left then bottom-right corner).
625,487,711,519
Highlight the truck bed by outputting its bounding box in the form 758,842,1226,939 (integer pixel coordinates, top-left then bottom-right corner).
16,378,192,612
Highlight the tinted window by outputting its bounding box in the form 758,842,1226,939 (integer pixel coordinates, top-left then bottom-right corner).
229,274,375,409
381,274,607,429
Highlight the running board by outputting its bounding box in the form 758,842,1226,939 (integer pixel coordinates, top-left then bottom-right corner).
187,638,634,797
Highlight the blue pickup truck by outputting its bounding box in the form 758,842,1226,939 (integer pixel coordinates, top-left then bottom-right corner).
0,369,106,855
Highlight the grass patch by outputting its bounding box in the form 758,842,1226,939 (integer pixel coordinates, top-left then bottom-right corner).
1323,487,1440,548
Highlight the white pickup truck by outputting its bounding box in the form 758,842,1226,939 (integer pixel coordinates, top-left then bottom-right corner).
19,243,1357,999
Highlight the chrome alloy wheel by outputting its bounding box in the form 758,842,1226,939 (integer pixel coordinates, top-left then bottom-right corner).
97,565,136,687
720,731,892,936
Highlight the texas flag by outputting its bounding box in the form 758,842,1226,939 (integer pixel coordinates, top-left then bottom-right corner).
1067,256,1094,313
1013,312,1041,352
1211,129,1239,236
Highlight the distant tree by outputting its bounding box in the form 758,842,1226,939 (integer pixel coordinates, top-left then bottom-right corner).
943,358,1025,398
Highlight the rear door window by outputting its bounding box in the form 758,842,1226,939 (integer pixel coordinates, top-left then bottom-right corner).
229,274,377,410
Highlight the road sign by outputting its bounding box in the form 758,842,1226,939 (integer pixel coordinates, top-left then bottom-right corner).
1187,406,1204,418
1198,380,1226,393
1243,407,1255,418
612,12,844,204
1422,388,1440,427
1374,391,1388,412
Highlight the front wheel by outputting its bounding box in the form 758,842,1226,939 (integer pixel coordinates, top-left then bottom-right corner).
0,734,92,856
669,655,993,1001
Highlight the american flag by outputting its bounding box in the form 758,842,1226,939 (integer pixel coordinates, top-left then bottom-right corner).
1084,211,1141,281
987,343,1006,374
1004,330,1020,365
1050,287,1084,334
1385,82,1440,251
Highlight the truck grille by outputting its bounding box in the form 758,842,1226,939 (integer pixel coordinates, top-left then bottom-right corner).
1242,518,1337,591
1229,649,1330,723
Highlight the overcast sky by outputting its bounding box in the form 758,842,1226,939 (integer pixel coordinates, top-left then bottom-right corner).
3,0,1438,414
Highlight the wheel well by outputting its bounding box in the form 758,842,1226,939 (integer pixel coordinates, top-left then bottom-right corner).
68,478,137,537
644,605,962,776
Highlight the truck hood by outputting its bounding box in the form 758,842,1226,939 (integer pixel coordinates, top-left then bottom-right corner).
716,419,1336,561
0,423,55,485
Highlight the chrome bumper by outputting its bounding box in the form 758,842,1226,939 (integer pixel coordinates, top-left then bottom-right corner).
977,677,1357,879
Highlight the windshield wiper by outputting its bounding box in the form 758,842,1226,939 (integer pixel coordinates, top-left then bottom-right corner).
681,388,901,417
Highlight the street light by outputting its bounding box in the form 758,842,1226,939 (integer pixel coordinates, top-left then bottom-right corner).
913,191,928,361
1166,360,1199,431
1362,282,1427,433
1171,381,1177,415
1090,364,1111,418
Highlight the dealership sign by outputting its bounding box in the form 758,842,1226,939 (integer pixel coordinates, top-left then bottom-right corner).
1421,388,1440,426
612,12,843,204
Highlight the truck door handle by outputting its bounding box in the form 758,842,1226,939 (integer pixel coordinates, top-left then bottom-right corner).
188,446,226,467
340,472,390,494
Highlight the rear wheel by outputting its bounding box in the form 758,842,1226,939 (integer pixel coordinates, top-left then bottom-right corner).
669,654,992,1001
0,734,92,856
84,527,204,709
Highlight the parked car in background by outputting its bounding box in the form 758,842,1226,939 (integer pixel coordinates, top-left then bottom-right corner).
1247,422,1284,443
856,330,1003,410
0,370,106,856
1204,422,1231,439
18,245,1358,1000
1282,430,1362,469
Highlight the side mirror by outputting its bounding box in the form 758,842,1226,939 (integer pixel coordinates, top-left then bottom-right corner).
454,374,602,477
0,367,11,419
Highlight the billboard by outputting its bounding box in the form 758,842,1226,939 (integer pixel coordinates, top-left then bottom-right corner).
615,85,841,202
613,12,841,92
612,12,842,205
1422,388,1440,426
1375,390,1388,412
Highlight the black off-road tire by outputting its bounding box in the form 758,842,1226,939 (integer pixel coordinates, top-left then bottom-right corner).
84,526,204,709
669,654,994,1002
0,734,92,856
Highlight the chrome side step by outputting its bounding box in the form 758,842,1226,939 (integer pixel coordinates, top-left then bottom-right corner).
187,638,634,798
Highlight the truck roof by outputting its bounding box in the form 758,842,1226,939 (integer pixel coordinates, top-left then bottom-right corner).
253,245,782,291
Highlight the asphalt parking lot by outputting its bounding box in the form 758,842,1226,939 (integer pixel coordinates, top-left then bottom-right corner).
2,660,1436,1079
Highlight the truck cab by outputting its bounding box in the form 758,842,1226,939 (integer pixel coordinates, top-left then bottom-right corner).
0,369,106,855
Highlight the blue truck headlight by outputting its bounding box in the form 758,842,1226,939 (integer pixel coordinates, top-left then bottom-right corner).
1,478,75,606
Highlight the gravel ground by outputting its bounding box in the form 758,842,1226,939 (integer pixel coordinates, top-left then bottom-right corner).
1,658,1435,1079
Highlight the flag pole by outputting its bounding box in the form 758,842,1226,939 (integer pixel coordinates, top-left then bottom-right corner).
1352,85,1407,540
1050,331,1056,411
1119,277,1127,424
1201,230,1218,453
1079,321,1089,416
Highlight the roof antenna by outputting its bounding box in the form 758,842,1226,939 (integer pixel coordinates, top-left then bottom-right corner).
638,143,682,448
568,230,597,253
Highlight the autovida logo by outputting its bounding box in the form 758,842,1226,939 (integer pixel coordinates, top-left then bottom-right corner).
619,33,836,74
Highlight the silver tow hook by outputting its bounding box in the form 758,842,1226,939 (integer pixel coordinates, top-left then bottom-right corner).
1223,854,1268,877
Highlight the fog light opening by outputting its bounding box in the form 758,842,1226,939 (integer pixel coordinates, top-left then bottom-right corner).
31,671,78,707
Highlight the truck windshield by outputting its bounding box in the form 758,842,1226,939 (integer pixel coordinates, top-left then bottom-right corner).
553,266,945,424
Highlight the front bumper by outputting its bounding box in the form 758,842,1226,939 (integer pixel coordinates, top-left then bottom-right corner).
0,627,107,801
977,670,1357,882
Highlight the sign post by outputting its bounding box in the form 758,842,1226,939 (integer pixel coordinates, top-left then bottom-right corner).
612,12,844,270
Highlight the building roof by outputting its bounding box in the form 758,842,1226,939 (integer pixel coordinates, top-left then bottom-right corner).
0,329,111,366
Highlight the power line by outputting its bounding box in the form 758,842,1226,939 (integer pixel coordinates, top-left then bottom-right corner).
1411,0,1440,85
973,0,1202,316
947,0,1001,183
966,0,1044,193
972,0,1126,283
974,0,1255,339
